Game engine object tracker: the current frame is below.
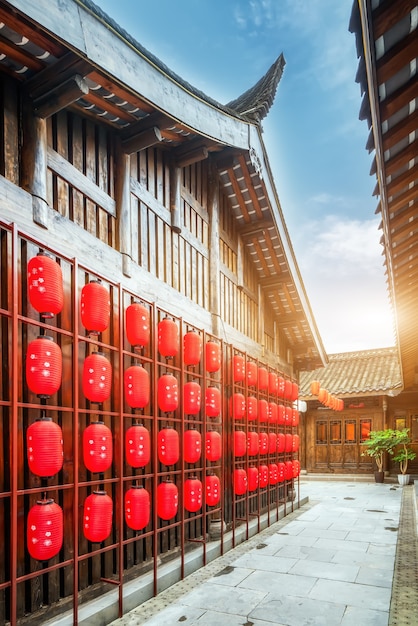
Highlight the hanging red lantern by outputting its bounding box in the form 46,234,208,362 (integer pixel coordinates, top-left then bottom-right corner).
184,330,202,366
234,430,246,457
158,427,179,465
125,424,150,468
292,459,301,478
205,474,221,506
184,429,202,464
83,491,113,542
246,361,257,387
83,421,113,473
248,466,259,491
258,399,269,422
310,380,320,395
268,402,278,424
292,409,300,427
125,301,150,349
231,355,245,382
292,434,300,452
277,462,286,482
124,364,150,409
247,396,258,421
82,352,112,404
285,461,294,480
28,252,63,319
268,432,277,454
284,433,293,453
318,388,327,403
184,381,201,415
184,477,203,513
205,386,221,418
277,432,285,453
157,374,178,413
277,404,286,425
291,382,299,402
247,430,259,456
26,336,62,398
268,372,278,395
27,417,63,477
27,498,63,561
233,468,247,495
269,463,278,484
230,393,245,420
259,464,269,488
205,341,221,372
206,430,222,462
259,431,268,455
157,480,178,520
284,379,293,400
284,406,293,425
277,376,285,398
258,366,269,391
158,317,179,358
125,485,150,531
80,280,110,334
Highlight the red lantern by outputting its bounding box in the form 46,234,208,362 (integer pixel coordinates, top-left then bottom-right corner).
292,409,300,427
27,498,63,561
158,317,179,358
285,461,294,480
318,388,327,403
277,432,285,453
248,466,259,491
259,431,268,454
268,402,278,423
268,372,278,395
125,424,150,468
184,381,201,415
310,380,320,395
124,365,150,409
234,430,246,457
28,253,63,319
184,477,203,512
284,406,293,425
291,382,299,402
258,399,269,422
277,376,285,398
157,480,178,520
83,491,113,542
158,427,179,465
247,396,258,421
206,430,222,462
230,393,245,420
83,421,113,473
125,301,150,348
247,430,259,456
233,468,247,495
246,361,257,387
184,331,202,366
292,459,301,478
205,341,221,372
259,464,269,488
258,366,269,391
292,434,300,452
80,280,110,334
205,386,221,418
268,432,277,454
158,374,178,413
125,485,150,530
277,404,286,425
277,462,286,482
184,429,202,464
231,355,245,382
27,417,63,477
82,352,112,404
26,336,62,398
206,474,221,506
269,463,278,484
284,433,293,453
284,379,293,400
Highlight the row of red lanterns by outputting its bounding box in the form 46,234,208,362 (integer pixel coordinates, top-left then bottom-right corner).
230,393,300,425
310,381,344,411
233,460,300,495
234,430,299,457
231,356,298,400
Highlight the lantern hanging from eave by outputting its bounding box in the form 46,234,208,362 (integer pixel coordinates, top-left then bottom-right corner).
184,330,202,366
206,430,222,462
292,459,301,478
124,364,150,409
284,406,293,425
205,341,221,372
82,352,112,404
27,417,64,477
83,421,113,473
258,399,269,423
317,388,327,404
284,433,293,453
184,428,202,464
158,427,179,466
248,466,259,491
277,404,285,425
268,432,277,454
233,468,247,495
157,480,178,520
205,386,221,418
234,430,246,457
269,463,278,485
247,430,259,457
246,361,257,387
268,402,278,424
205,474,221,506
310,380,320,396
247,396,258,421
277,432,285,454
231,355,245,383
184,381,201,415
83,491,113,542
26,336,62,398
285,460,294,481
158,317,179,358
259,431,268,455
268,372,278,396
184,477,203,513
125,301,150,349
277,376,285,398
283,379,293,400
258,366,269,391
230,393,245,420
157,373,178,413
125,485,150,531
80,280,110,335
292,434,300,452
28,253,63,319
291,382,299,402
292,409,300,427
259,464,269,488
277,462,286,482
27,498,63,561
125,424,150,468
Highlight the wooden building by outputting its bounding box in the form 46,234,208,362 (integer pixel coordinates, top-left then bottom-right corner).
0,0,327,623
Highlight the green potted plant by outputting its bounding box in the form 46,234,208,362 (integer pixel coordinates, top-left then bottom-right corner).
361,429,397,482
392,428,416,486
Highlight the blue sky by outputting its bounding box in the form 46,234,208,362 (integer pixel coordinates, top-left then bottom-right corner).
95,0,395,354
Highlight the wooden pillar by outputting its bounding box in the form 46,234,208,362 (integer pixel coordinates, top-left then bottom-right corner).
116,140,132,277
170,166,182,233
208,161,221,336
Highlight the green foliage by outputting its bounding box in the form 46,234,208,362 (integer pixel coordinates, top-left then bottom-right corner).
391,428,416,474
360,429,397,472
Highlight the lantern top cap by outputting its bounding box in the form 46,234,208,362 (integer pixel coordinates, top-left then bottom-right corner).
36,335,54,341
92,490,108,496
36,497,55,506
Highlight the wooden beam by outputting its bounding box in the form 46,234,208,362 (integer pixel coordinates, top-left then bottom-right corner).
387,162,418,197
260,273,291,288
175,145,208,168
26,53,91,100
384,139,417,178
33,74,89,118
383,109,418,152
376,30,417,85
121,126,162,155
238,219,274,238
380,74,418,122
372,0,417,40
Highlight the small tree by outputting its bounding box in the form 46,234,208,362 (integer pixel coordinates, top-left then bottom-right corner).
360,429,397,472
392,428,416,475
